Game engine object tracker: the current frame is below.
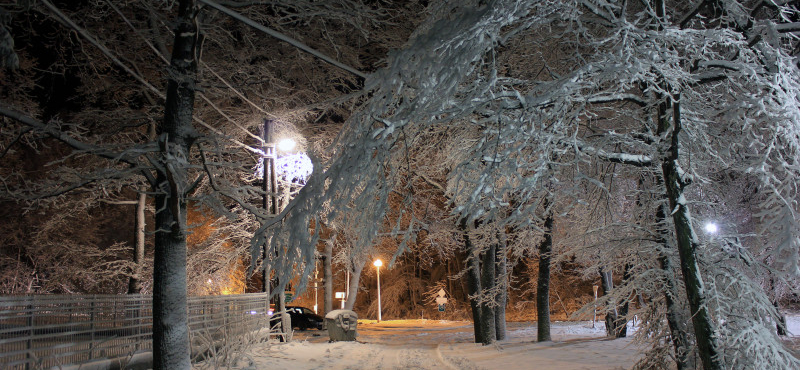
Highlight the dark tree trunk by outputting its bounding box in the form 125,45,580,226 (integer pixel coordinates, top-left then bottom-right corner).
615,264,631,338
654,87,696,370
467,252,482,343
662,96,723,370
461,218,483,343
127,192,146,294
536,212,553,342
599,267,618,337
152,1,197,369
776,301,788,336
494,236,507,341
479,243,496,345
660,251,696,370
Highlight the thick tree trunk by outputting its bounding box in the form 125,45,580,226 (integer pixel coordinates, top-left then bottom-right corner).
615,264,631,338
769,277,788,336
323,238,333,314
479,243,496,345
467,253,482,343
776,301,788,336
494,237,507,341
599,267,618,337
344,261,363,310
536,212,553,342
461,218,483,343
127,192,146,294
152,1,197,369
278,282,289,340
662,96,723,370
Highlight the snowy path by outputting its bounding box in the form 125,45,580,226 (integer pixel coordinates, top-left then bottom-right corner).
220,320,637,370
438,336,632,370
234,340,473,370
211,316,800,370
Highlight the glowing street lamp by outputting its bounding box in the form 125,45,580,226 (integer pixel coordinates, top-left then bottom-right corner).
704,222,718,234
260,120,302,338
374,259,383,322
592,285,599,329
277,138,296,152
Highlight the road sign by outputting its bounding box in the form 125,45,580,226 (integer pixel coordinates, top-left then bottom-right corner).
435,289,447,312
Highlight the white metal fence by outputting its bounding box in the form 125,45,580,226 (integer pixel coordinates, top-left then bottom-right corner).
0,293,272,370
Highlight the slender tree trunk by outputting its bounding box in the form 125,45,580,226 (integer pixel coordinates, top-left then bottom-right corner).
660,250,696,370
152,1,197,369
461,218,483,343
536,212,553,342
662,96,723,370
654,90,696,370
323,237,333,314
479,243,496,345
494,236,507,341
128,192,146,294
345,260,363,310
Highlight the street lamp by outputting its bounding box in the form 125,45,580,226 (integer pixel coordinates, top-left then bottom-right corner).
277,138,296,152
704,222,718,234
260,119,299,339
374,259,383,322
592,285,599,329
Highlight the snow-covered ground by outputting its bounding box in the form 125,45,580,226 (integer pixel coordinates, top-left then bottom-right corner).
212,315,800,370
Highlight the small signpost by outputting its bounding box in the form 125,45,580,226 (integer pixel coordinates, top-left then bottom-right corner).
435,288,448,312
335,291,346,309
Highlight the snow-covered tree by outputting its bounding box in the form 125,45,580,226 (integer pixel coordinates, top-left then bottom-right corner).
269,0,800,367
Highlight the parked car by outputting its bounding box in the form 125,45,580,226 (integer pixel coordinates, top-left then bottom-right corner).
270,306,324,331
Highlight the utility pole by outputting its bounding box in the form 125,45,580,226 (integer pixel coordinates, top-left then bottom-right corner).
262,119,290,339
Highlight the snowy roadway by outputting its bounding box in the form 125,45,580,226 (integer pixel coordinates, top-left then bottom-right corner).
219,320,643,370
209,316,800,370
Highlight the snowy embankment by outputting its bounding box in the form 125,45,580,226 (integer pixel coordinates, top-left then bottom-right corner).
209,316,800,370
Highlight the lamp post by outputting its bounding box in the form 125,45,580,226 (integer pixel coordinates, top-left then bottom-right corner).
261,120,276,307
261,119,298,339
374,259,383,322
592,285,599,329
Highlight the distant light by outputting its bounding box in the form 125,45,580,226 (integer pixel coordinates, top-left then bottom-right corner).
249,310,257,315
335,292,345,299
374,259,383,267
704,222,718,234
277,138,296,152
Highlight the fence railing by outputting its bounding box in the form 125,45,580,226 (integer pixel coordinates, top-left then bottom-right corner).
0,293,272,370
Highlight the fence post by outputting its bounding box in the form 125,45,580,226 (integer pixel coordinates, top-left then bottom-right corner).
135,296,141,351
26,302,33,370
89,299,95,360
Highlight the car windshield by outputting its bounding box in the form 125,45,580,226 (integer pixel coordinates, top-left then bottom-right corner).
302,308,314,315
